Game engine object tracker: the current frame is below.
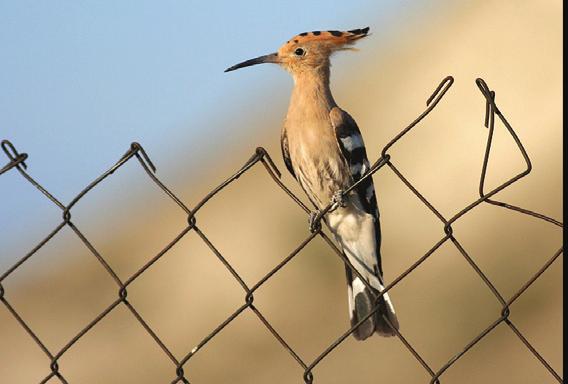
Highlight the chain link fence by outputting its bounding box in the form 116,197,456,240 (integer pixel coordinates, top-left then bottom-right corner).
0,77,563,383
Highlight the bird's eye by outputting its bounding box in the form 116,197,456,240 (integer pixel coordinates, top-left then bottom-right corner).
294,48,305,56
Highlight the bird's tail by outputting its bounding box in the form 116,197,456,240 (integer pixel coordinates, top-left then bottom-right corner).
347,268,399,340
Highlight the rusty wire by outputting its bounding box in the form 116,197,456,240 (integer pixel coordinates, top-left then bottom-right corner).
0,76,563,383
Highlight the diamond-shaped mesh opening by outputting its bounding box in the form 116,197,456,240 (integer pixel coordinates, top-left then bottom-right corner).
313,333,431,384
0,170,62,273
186,309,305,384
395,241,502,368
70,159,189,280
124,230,246,358
57,305,174,384
2,226,118,350
251,236,348,359
441,324,558,384
377,168,449,275
451,204,564,297
193,163,311,285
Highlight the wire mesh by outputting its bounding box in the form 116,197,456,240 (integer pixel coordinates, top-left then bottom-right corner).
0,76,563,384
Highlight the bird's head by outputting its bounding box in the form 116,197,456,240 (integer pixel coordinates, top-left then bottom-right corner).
225,27,370,75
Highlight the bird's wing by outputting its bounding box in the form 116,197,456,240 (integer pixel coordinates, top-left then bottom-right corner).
280,128,295,178
329,107,379,219
330,107,398,338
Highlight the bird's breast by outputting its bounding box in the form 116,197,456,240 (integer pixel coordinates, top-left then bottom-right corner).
284,115,350,208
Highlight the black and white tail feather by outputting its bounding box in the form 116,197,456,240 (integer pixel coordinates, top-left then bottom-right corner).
346,265,399,339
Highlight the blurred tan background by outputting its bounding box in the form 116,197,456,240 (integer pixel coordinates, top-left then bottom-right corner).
0,1,562,383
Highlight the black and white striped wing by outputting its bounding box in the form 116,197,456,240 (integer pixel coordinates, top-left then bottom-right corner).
330,107,382,273
330,108,379,213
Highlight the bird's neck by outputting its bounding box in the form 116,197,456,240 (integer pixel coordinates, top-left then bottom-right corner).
288,65,337,118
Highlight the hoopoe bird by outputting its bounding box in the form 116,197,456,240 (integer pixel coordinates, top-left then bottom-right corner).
225,27,399,339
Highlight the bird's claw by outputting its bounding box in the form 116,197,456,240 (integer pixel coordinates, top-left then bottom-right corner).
331,190,346,211
308,211,322,233
308,190,345,233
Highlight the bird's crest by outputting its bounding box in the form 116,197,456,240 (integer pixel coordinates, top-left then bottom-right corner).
285,27,370,47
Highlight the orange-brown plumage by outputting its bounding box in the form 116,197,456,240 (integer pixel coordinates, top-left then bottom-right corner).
274,27,369,75
225,27,399,340
284,28,369,47
279,28,370,56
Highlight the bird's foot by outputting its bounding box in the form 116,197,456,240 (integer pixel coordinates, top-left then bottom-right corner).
330,189,346,211
308,210,322,233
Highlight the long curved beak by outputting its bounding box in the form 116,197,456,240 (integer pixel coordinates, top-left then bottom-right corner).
224,52,280,72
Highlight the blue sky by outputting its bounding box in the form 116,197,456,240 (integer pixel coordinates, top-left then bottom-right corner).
1,1,387,181
0,0,436,264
